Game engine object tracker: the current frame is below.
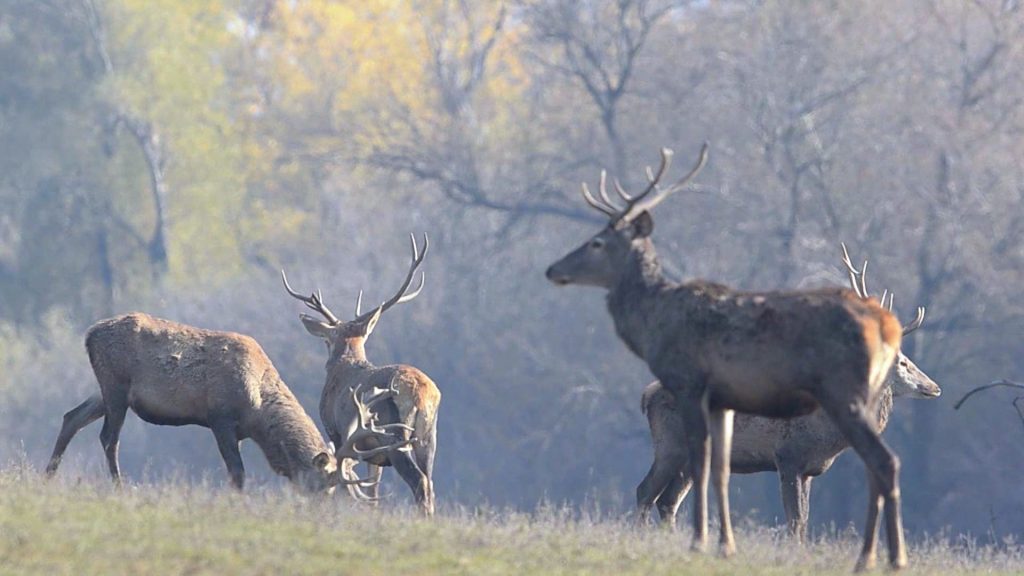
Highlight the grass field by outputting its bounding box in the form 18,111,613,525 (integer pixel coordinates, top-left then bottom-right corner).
0,467,1021,575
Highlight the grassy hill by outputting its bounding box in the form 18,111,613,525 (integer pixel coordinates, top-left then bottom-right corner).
0,467,1020,575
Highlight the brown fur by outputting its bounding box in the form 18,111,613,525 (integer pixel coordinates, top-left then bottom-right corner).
548,214,909,570
45,313,338,492
300,314,441,515
638,337,940,539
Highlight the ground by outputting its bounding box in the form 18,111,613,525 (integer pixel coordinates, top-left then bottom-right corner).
0,467,1020,575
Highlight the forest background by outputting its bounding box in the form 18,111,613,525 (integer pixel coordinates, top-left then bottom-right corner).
2,0,1023,540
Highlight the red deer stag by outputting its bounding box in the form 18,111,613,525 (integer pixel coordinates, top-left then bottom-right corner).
44,313,406,492
637,244,941,541
283,233,440,515
546,145,908,571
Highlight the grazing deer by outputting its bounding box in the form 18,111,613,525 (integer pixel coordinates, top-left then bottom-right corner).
546,145,909,571
637,246,941,541
44,313,406,492
283,233,441,516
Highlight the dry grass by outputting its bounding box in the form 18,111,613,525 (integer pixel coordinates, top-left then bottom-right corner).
0,465,1021,575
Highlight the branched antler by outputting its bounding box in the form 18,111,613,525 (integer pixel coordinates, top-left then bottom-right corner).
580,143,710,224
333,381,415,501
336,381,414,461
839,243,926,335
281,270,341,325
354,233,429,320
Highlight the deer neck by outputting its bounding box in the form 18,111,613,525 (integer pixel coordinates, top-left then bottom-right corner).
332,338,370,366
249,379,328,480
606,239,670,360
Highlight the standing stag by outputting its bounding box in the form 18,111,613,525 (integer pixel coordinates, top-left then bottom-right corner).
546,144,909,571
637,245,941,540
44,313,407,491
283,233,440,516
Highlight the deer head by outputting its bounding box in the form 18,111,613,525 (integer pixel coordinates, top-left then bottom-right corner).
282,233,428,362
546,144,709,288
840,243,941,399
304,450,340,493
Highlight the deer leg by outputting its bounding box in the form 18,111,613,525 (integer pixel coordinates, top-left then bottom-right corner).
708,407,736,558
636,448,685,527
674,393,709,553
414,423,438,515
46,395,105,476
779,468,800,537
883,474,907,571
797,476,813,542
98,394,129,483
656,472,693,529
391,449,431,516
210,421,245,490
822,399,906,571
854,472,884,572
778,460,812,542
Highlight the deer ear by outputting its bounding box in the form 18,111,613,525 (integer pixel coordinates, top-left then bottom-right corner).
312,452,332,470
300,314,334,339
631,211,654,238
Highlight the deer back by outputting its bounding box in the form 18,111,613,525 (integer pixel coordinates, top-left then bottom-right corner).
86,313,274,424
85,313,336,488
321,361,439,443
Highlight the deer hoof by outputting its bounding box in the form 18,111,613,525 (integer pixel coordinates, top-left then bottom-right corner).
853,555,876,573
719,541,736,558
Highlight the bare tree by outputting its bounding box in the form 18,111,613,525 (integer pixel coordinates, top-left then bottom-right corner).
81,0,170,273
522,0,681,177
955,379,1024,430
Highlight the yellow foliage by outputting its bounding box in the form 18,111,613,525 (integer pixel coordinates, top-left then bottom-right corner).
91,0,530,286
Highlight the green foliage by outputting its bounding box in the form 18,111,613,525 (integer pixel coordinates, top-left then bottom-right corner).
3,0,1024,543
0,309,87,442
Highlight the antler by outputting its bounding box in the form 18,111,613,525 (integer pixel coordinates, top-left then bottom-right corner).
580,143,710,224
354,233,429,320
901,306,926,335
333,381,415,501
839,243,927,335
335,381,414,462
281,270,341,325
840,243,869,299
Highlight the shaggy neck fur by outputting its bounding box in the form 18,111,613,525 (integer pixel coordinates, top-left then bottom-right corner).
248,373,327,480
606,239,674,359
332,338,369,366
873,385,895,433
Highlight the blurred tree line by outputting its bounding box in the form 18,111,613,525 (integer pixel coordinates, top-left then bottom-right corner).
1,0,1023,538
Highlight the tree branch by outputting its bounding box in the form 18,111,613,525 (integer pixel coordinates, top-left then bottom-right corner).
954,379,1024,410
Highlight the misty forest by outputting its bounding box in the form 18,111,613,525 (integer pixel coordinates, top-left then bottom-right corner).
3,0,1024,550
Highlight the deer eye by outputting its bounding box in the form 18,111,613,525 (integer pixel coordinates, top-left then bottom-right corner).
589,238,605,249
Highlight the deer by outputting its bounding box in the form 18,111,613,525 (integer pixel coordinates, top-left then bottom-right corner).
636,245,941,541
283,233,441,516
44,312,408,492
546,144,909,571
